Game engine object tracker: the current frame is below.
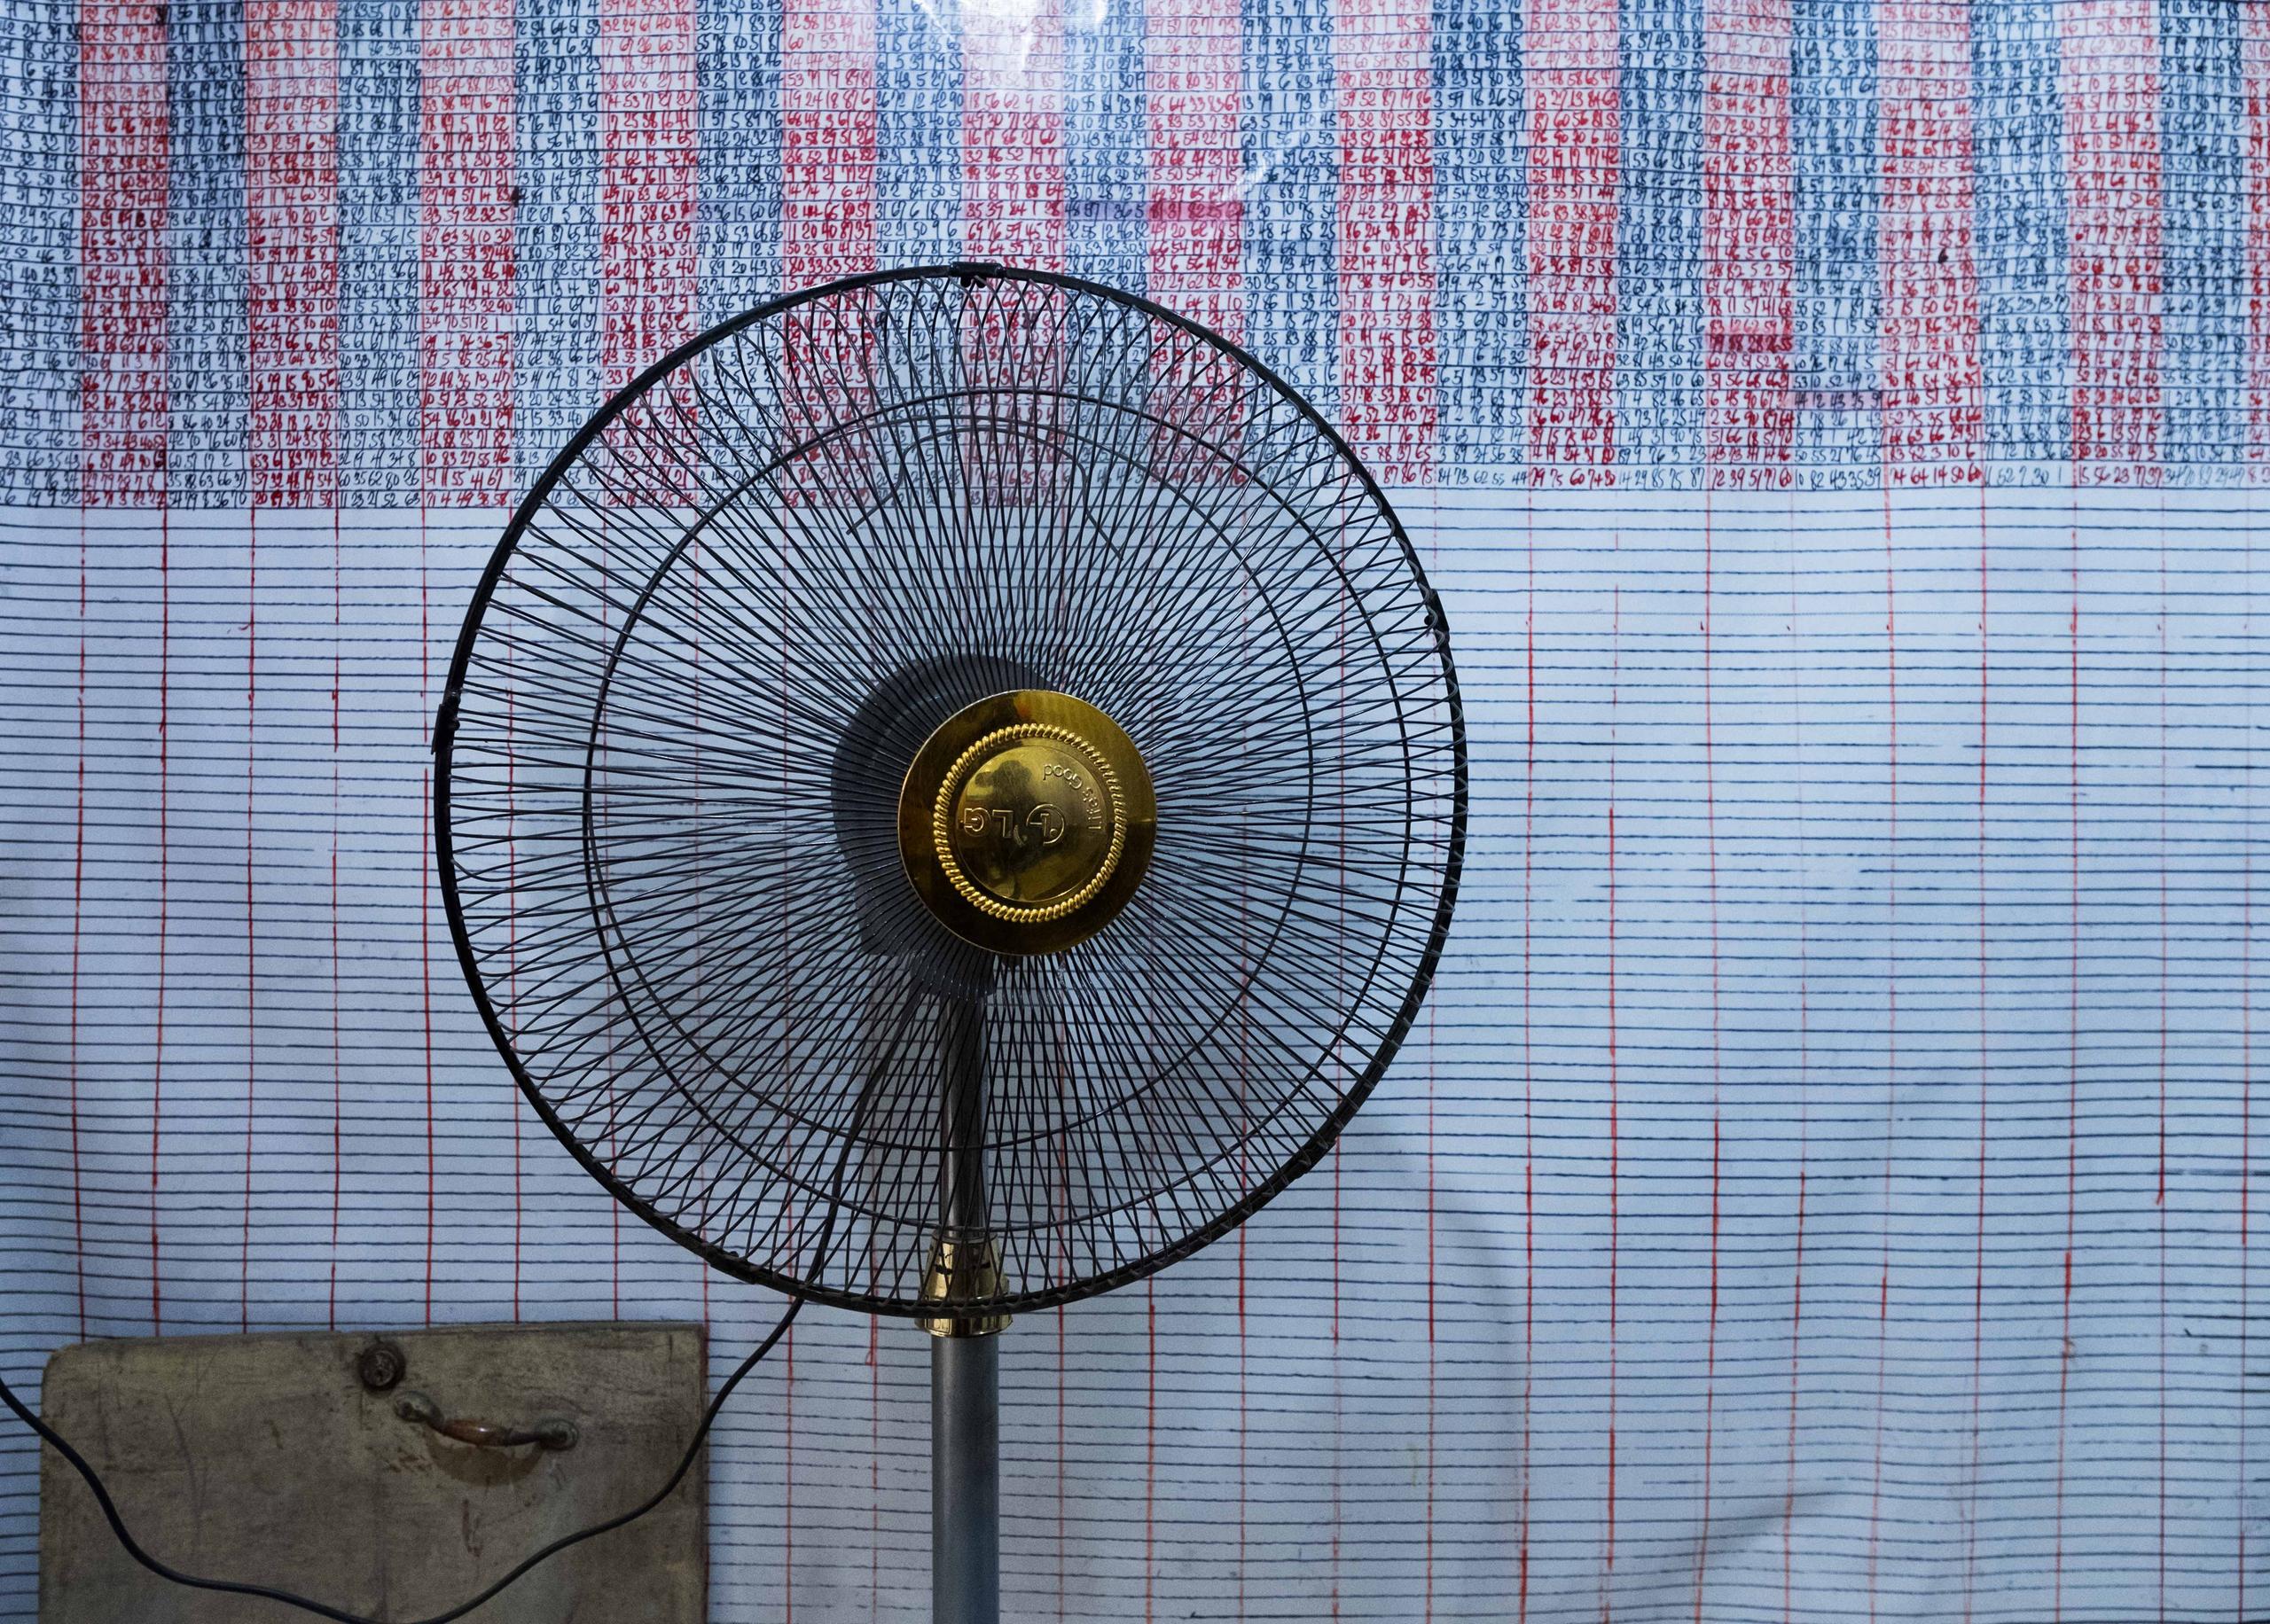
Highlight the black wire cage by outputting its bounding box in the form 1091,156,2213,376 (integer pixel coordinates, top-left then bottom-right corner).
435,264,1466,1323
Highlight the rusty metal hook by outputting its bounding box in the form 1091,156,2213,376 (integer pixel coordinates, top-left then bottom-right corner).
392,1390,578,1452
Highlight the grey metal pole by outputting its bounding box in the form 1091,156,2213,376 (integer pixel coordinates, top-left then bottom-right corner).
932,1331,1000,1624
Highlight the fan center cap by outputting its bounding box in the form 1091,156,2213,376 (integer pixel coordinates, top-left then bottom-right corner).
944,728,1121,912
900,691,1155,955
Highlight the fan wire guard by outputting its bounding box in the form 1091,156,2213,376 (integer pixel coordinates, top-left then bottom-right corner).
436,265,1467,1319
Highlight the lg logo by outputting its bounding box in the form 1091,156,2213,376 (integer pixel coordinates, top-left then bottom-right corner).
959,803,1068,847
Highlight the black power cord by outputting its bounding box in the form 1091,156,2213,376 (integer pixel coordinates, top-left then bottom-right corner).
0,1105,868,1623
0,984,893,1617
0,1295,801,1624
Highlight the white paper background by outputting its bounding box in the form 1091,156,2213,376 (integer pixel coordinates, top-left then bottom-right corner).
1,482,2258,1619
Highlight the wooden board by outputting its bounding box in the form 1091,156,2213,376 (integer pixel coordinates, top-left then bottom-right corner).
39,1321,705,1623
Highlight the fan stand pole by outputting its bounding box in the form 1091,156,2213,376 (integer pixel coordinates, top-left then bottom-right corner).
929,994,1004,1624
932,1331,1000,1624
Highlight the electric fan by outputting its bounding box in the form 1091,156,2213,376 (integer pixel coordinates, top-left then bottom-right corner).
434,262,1466,1622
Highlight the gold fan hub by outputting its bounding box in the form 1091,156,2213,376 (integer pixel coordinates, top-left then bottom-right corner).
940,726,1123,917
901,691,1155,955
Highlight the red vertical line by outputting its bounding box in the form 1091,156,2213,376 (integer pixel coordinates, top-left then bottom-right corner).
1327,1158,1342,1603
1237,566,1253,1622
868,1317,880,1619
1311,519,1350,1617
1601,574,1620,1624
506,632,521,1323
600,0,696,382
1693,488,1723,1624
243,0,341,1313
964,0,1064,268
781,0,875,287
1702,0,1793,490
1878,0,1983,488
81,0,169,504
1331,1161,1342,1620
2054,486,2080,1615
69,514,89,1337
79,0,168,1324
1425,1016,1436,1617
509,806,521,1323
1524,0,1616,484
1057,1305,1068,1620
595,258,621,1313
418,0,528,1284
1147,0,1241,333
1779,484,1808,1624
2060,0,2164,487
779,542,794,1614
1425,488,1444,1624
422,505,436,1325
2238,469,2257,1621
247,0,342,507
2237,91,2267,1620
330,505,342,1328
1145,1279,1157,1624
1334,0,1436,486
599,0,695,1288
1965,455,1990,1620
151,504,169,1332
415,0,524,1302
241,507,258,1336
1234,1230,1246,1622
1327,535,1348,1624
690,532,707,1325
1143,0,1240,493
597,309,618,1321
785,1323,795,1622
1426,478,1438,1624
603,504,622,1316
1519,491,1535,1624
608,1019,618,1315
600,0,697,372
1421,496,1437,1624
419,0,515,508
1866,469,1898,1624
2155,492,2167,1622
1043,977,1074,1605
1882,0,1991,1597
2247,8,2270,479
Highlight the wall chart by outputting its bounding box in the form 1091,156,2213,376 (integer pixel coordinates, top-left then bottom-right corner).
0,0,2262,1618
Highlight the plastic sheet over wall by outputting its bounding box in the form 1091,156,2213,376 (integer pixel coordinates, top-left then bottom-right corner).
0,0,2262,1618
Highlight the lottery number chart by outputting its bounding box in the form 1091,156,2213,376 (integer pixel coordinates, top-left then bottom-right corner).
1,0,2266,1620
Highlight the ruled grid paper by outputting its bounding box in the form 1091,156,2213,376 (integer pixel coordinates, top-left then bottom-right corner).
0,0,2263,1620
